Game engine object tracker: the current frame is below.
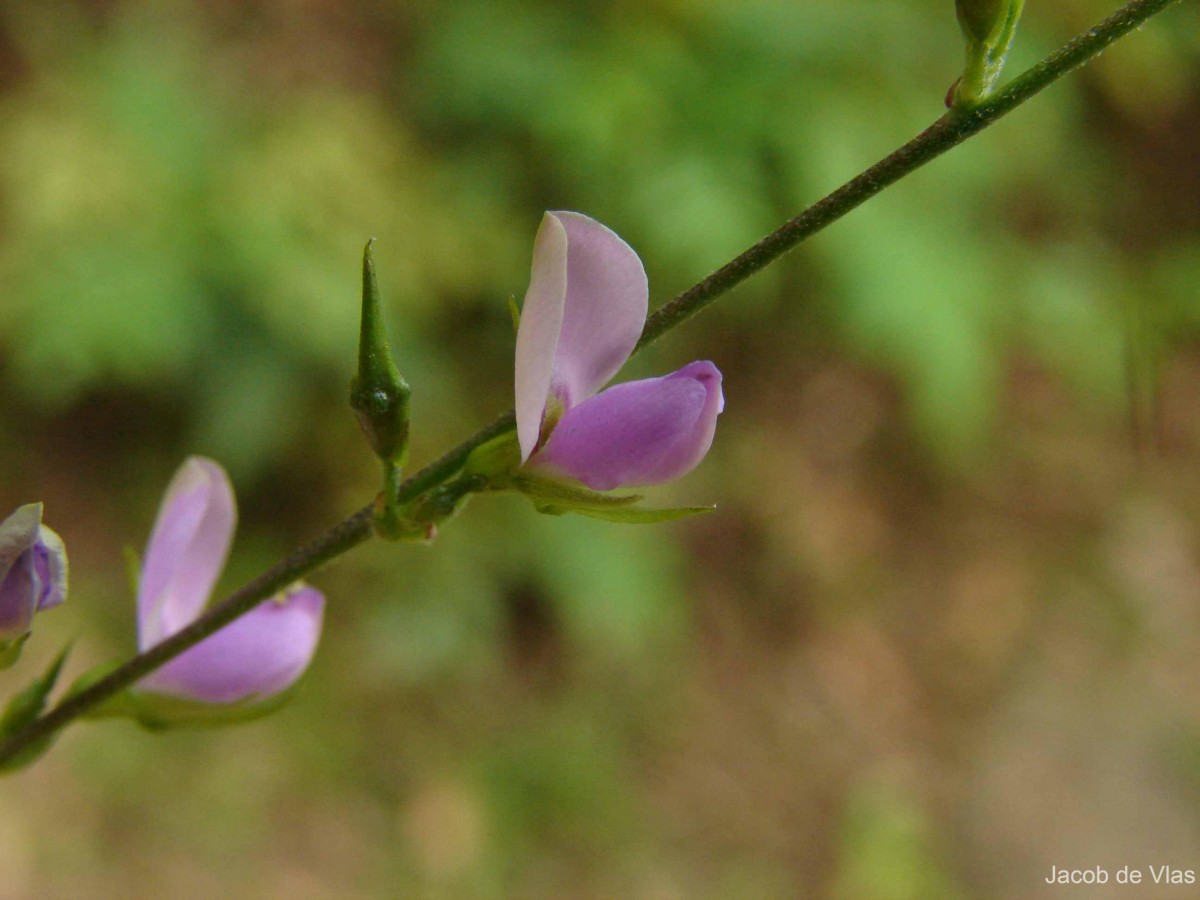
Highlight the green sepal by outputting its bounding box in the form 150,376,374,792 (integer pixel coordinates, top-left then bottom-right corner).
0,633,30,671
463,431,522,483
349,239,412,465
511,472,715,523
375,474,487,542
508,294,520,334
122,545,142,597
125,690,294,731
560,504,716,524
407,476,484,536
67,659,296,730
952,0,1024,107
0,643,71,774
511,472,644,510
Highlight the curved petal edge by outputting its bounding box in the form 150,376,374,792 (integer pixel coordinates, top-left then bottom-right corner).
529,361,724,491
137,584,325,704
515,213,570,461
138,457,237,649
549,211,648,411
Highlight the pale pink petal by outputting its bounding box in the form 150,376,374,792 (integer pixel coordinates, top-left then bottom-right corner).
138,585,324,704
549,211,647,411
514,212,648,461
138,457,236,649
514,212,569,460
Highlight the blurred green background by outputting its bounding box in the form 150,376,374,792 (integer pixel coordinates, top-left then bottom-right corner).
1,0,1199,896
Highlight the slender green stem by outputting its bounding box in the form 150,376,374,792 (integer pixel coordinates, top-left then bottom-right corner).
0,0,1182,771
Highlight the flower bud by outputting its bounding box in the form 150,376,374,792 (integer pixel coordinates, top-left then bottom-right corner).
0,504,67,663
350,239,412,465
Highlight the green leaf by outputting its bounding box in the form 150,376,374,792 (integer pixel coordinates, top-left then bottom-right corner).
0,643,71,774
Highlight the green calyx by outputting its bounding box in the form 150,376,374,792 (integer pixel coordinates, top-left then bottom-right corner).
66,658,296,730
349,239,412,466
461,433,716,524
952,0,1025,107
0,633,30,671
510,471,715,524
373,473,489,542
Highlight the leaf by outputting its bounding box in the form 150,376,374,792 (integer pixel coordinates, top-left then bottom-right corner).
0,643,72,774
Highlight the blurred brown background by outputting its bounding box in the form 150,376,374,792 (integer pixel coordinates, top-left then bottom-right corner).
1,1,1199,897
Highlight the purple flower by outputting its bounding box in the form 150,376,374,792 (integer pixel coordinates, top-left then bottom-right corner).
136,457,324,704
515,211,723,491
0,504,67,643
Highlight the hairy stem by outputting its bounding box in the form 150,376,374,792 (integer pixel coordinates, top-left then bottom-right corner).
0,0,1182,771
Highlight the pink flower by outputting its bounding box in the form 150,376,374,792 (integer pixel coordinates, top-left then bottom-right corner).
136,458,324,704
515,212,723,491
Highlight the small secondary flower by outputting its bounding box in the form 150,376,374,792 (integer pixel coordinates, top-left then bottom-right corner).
515,211,723,491
0,504,67,644
136,457,324,704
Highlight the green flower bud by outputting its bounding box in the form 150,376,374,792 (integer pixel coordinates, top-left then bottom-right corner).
349,240,412,465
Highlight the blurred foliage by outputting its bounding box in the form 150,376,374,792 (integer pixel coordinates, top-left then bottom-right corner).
0,0,1198,897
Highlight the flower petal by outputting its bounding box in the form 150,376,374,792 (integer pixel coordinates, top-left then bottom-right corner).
31,524,68,611
0,557,35,639
550,212,647,409
514,212,648,461
137,585,324,704
514,212,569,461
138,457,236,649
0,504,41,575
528,360,724,491
0,504,66,639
